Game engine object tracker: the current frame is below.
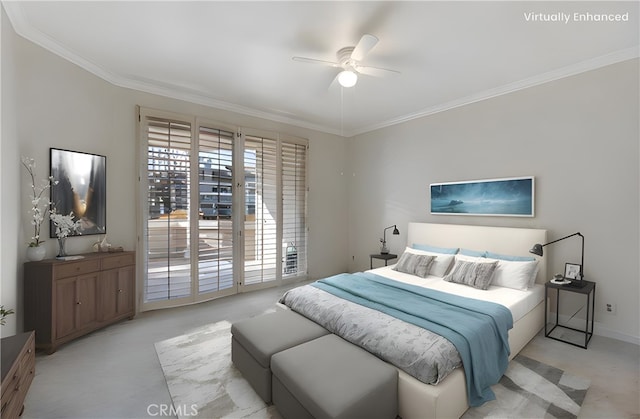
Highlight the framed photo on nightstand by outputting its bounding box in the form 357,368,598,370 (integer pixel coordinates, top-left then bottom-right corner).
564,263,581,280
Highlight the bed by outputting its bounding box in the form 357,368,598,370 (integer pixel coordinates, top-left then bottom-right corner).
279,222,547,419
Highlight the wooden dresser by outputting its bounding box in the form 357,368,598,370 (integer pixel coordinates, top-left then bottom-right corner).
1,331,35,419
24,251,135,353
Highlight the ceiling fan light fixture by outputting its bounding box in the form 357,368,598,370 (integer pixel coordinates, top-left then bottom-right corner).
337,70,358,88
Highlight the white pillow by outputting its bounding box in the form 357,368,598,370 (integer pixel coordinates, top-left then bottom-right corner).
490,259,539,290
403,246,455,277
451,254,539,290
454,254,487,263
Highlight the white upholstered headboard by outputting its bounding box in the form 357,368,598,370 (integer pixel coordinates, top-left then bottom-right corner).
407,223,548,284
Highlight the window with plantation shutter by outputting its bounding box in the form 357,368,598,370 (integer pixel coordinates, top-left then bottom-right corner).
197,126,235,295
243,135,279,286
282,141,307,277
138,108,308,310
144,117,192,302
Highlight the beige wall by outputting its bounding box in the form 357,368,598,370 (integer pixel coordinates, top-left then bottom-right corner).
1,6,21,336
1,12,349,335
347,59,639,343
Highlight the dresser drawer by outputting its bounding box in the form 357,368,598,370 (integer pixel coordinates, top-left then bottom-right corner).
1,366,19,404
1,386,21,419
18,336,35,384
54,259,101,278
1,332,35,419
102,253,135,270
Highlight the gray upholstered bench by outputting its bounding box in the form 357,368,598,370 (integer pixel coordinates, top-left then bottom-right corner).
271,334,398,419
231,309,330,403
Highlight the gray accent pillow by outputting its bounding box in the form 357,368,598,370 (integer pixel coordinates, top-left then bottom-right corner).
443,259,499,290
393,253,435,278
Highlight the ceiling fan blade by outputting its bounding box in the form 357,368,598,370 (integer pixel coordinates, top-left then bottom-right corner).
351,34,379,61
355,64,400,77
292,56,341,68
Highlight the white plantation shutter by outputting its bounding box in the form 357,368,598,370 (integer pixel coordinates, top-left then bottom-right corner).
139,108,308,309
197,126,235,294
243,134,279,285
144,117,192,302
281,141,307,277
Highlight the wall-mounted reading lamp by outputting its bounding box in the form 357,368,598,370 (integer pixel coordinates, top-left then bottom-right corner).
380,225,400,254
530,232,585,281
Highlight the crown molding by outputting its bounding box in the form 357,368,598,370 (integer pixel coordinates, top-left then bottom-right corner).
117,75,344,137
3,2,343,137
5,2,637,139
349,46,639,137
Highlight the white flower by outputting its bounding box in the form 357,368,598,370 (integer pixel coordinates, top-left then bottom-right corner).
22,156,54,247
50,209,82,239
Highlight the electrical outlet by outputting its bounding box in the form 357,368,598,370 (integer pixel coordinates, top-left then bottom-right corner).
605,303,617,315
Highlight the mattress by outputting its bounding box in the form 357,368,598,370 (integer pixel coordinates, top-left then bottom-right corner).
368,265,544,323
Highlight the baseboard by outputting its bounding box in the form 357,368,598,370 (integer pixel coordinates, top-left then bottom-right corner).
550,312,639,346
593,323,640,346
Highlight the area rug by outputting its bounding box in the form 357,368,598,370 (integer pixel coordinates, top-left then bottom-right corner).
156,322,589,419
154,319,281,419
462,354,590,419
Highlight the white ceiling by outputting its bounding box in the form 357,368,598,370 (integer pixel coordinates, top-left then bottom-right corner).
4,1,638,136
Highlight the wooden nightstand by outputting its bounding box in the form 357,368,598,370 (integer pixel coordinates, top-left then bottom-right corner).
545,280,595,349
1,331,35,419
370,253,398,269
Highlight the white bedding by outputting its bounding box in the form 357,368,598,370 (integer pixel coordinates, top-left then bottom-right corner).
368,265,544,323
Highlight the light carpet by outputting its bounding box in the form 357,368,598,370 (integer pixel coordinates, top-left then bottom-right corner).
156,321,589,419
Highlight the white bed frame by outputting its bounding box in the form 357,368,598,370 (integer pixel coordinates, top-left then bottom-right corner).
398,223,547,419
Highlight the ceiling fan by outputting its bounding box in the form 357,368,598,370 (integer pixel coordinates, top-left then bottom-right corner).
292,34,400,88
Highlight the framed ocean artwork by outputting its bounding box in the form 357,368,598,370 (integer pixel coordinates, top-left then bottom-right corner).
430,176,534,217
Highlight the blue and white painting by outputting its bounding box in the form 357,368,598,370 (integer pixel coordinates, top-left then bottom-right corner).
430,177,534,217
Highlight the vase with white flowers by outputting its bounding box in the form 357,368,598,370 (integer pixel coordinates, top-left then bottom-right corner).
50,209,82,258
22,156,58,261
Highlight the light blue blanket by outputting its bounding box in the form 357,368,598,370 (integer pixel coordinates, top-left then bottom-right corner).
312,272,513,406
